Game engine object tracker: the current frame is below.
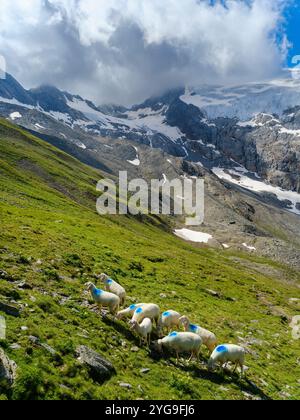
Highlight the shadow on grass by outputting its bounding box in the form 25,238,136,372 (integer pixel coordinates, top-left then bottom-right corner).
101,316,141,346
98,314,272,400
148,347,272,400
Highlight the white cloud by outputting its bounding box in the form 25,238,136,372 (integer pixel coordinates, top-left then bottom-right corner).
0,0,291,105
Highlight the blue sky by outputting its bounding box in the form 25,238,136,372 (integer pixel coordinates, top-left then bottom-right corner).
285,1,300,65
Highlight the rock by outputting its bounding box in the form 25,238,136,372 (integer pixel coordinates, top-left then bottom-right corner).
10,344,21,351
17,282,32,290
119,382,132,390
205,289,220,298
140,368,150,374
21,326,28,331
290,316,300,340
0,302,21,317
131,346,139,353
28,336,57,356
289,298,300,306
0,348,17,388
40,343,57,356
0,316,6,339
160,293,167,299
76,346,115,383
0,270,15,282
29,335,40,345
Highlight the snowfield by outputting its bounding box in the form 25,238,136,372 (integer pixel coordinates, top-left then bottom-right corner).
9,112,22,120
174,229,213,243
212,167,300,216
179,79,300,120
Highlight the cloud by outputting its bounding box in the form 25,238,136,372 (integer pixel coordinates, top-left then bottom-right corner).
0,0,291,105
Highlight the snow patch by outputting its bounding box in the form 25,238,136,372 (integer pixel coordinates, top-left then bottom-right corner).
212,167,300,216
243,243,256,251
9,112,22,120
174,229,213,243
127,146,140,166
34,123,45,130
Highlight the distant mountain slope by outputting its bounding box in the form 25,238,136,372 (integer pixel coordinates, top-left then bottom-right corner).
1,73,300,199
0,119,299,400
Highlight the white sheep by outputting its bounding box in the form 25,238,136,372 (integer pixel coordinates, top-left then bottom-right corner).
99,273,126,306
208,344,246,376
157,332,202,362
116,303,146,320
157,310,182,336
130,303,160,326
85,282,120,315
130,318,153,347
179,316,217,352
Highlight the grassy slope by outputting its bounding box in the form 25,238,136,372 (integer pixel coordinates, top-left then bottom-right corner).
0,119,299,400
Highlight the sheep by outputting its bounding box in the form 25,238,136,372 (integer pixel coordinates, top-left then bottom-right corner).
208,344,246,376
156,332,202,363
99,273,126,306
130,304,160,326
85,282,120,315
157,310,181,337
116,303,146,320
179,316,217,352
130,318,153,347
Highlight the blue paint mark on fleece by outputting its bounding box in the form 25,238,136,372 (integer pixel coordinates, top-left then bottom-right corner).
190,324,198,332
216,345,228,353
93,288,103,297
129,304,137,310
106,279,113,285
163,311,171,317
135,307,143,314
169,332,178,337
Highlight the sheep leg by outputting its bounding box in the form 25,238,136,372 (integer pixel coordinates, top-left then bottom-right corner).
239,363,244,378
176,351,180,363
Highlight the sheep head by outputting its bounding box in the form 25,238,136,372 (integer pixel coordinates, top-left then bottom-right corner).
207,358,216,371
99,273,109,282
179,316,190,330
85,282,95,292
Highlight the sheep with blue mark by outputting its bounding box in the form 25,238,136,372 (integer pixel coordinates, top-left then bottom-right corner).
116,303,146,321
85,282,120,315
157,310,182,337
156,332,202,363
208,344,246,377
179,316,217,352
99,273,126,306
130,318,153,347
130,304,160,326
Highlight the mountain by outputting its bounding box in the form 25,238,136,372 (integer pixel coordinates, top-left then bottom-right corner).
1,73,300,208
0,119,299,400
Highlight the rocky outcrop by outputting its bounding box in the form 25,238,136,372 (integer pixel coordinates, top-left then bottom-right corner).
0,349,17,388
76,346,115,384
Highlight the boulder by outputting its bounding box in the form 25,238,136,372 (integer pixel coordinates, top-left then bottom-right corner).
76,346,115,384
0,302,21,317
0,348,17,388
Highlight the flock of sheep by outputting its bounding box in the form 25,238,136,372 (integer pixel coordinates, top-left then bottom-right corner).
85,274,246,376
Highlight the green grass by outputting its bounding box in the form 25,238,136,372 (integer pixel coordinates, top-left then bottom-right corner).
0,119,299,400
